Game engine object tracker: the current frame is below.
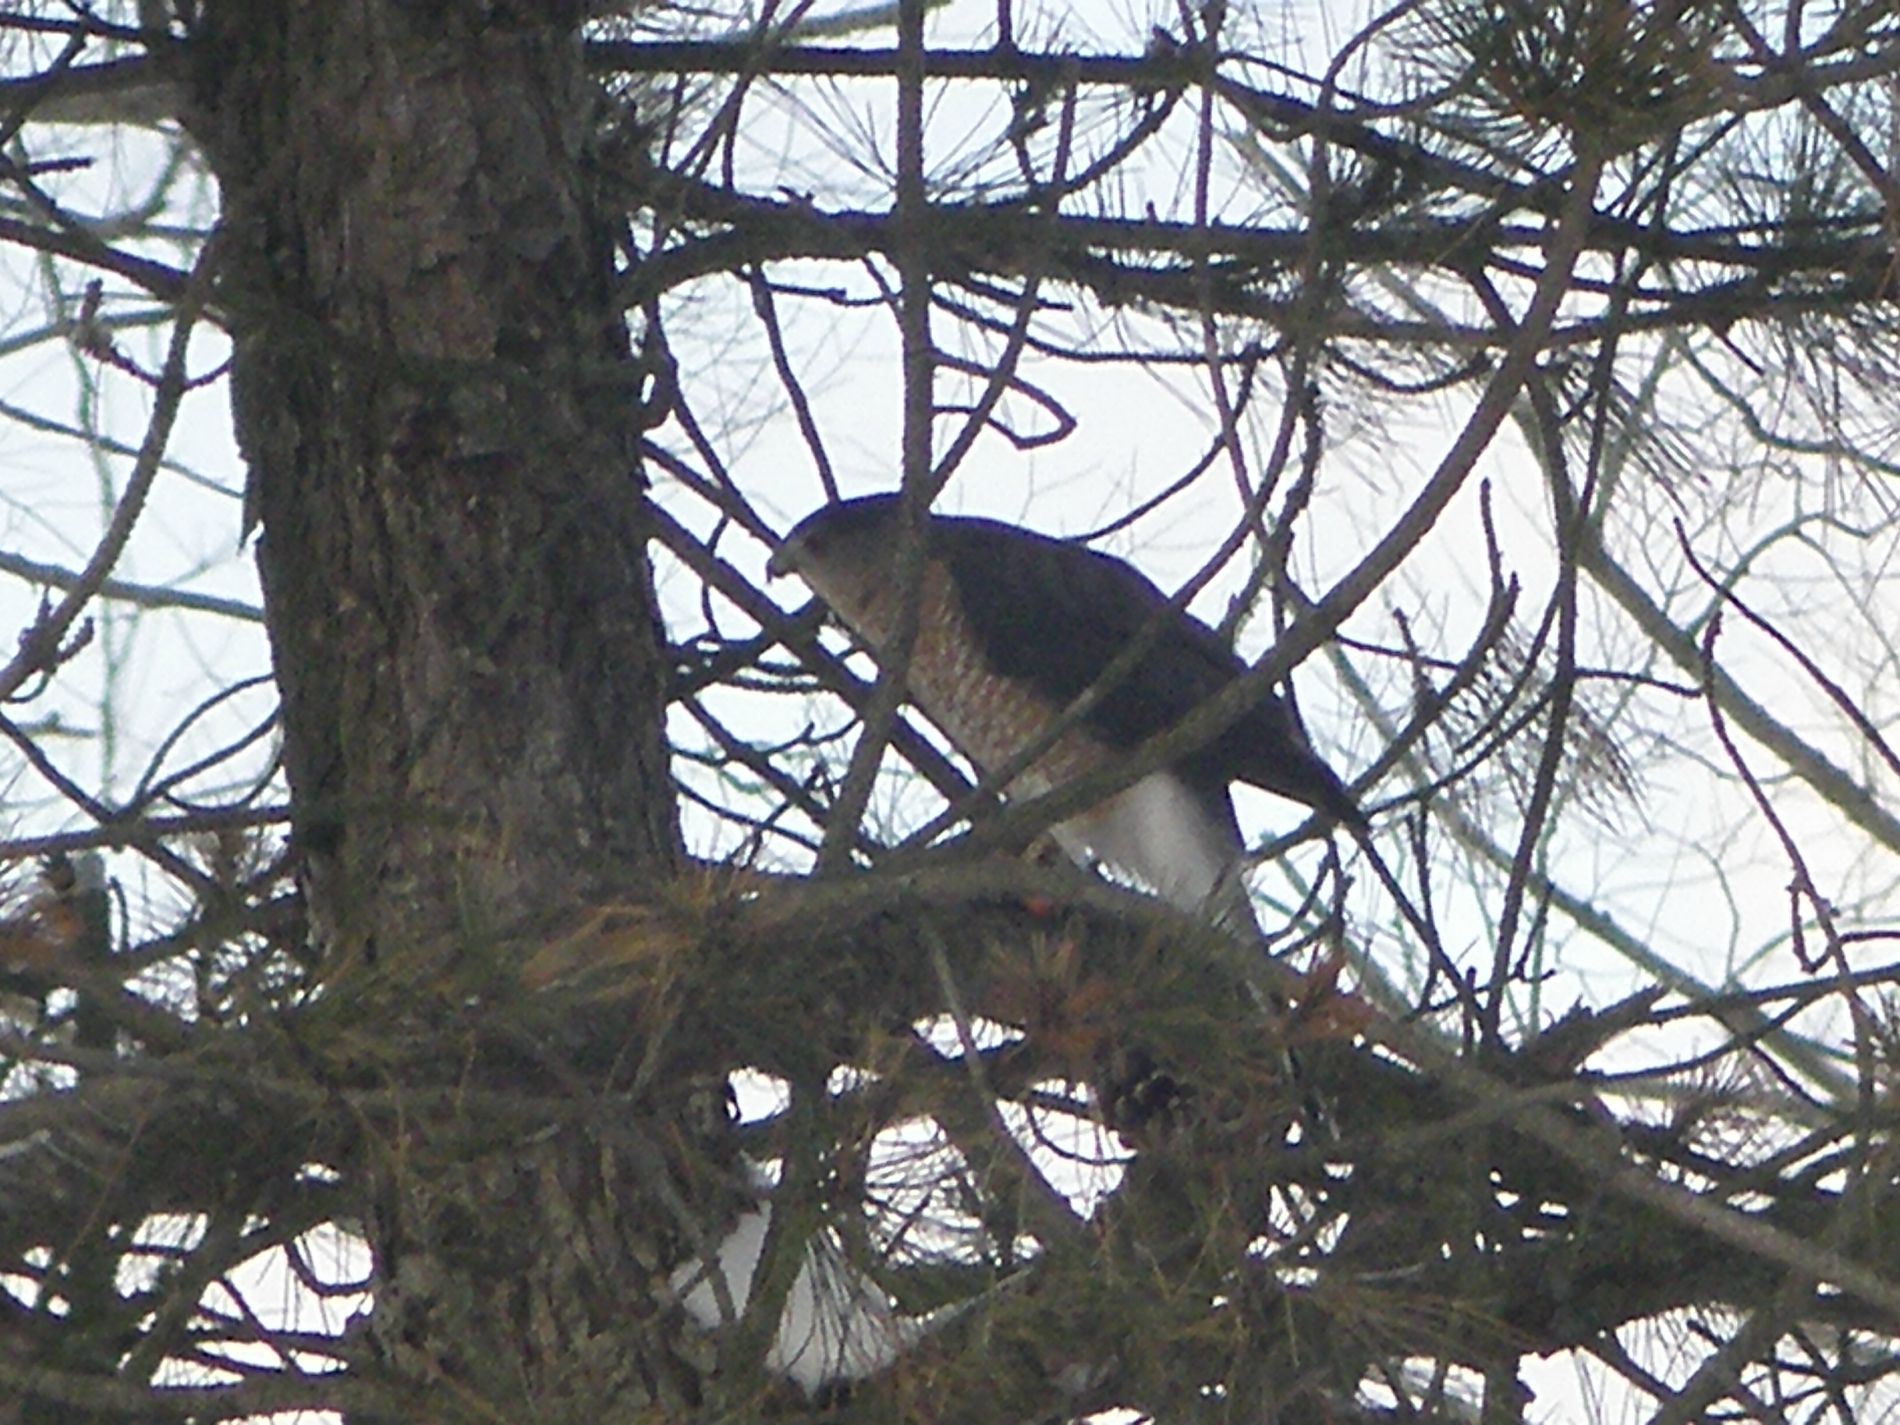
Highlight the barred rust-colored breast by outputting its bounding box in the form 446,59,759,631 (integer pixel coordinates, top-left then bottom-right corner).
817,558,1114,799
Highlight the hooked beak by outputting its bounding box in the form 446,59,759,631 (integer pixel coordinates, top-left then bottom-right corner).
766,531,806,580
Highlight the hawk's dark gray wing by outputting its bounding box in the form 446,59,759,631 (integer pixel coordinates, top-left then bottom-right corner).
932,515,1362,826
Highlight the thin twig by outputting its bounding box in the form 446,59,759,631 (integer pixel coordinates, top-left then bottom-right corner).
0,242,217,703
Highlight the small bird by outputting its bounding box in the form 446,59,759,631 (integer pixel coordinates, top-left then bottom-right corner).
769,494,1362,929
671,1161,940,1394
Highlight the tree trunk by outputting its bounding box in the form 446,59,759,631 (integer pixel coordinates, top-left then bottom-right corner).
189,0,676,953
186,3,688,1417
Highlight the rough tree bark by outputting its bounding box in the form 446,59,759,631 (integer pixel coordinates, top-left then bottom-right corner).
184,2,688,1417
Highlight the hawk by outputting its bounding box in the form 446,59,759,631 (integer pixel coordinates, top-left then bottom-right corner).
769,494,1363,930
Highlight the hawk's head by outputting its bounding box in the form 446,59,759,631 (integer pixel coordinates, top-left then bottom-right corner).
768,496,902,576
767,496,914,622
